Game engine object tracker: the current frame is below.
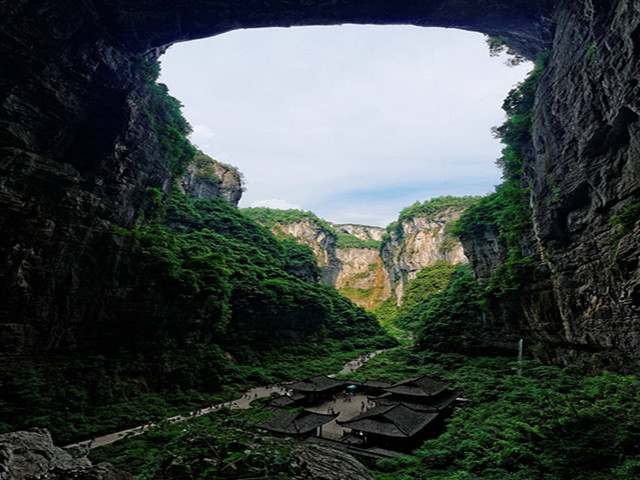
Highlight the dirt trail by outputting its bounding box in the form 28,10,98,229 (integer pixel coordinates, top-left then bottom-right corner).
67,349,387,449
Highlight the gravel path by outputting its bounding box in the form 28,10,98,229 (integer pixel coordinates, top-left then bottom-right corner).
68,349,387,450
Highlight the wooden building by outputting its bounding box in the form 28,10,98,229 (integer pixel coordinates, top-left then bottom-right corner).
258,409,338,437
287,375,345,404
371,387,460,412
266,393,307,409
337,403,441,450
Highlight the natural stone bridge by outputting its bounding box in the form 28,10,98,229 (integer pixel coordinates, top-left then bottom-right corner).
1,0,640,368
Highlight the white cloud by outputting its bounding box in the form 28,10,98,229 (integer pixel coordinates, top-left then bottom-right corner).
189,124,217,149
249,199,303,210
160,25,531,226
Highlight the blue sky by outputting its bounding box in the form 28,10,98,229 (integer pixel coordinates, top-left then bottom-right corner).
159,25,532,226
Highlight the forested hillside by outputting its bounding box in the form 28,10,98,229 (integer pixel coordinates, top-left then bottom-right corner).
0,63,392,446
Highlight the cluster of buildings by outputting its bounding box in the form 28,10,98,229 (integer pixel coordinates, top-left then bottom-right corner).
256,374,461,452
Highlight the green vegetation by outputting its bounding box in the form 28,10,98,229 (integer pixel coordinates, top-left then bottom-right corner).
386,196,481,237
127,192,390,345
454,58,546,299
485,36,527,66
413,265,484,353
89,409,299,479
141,60,195,179
373,297,400,329
242,207,335,235
192,149,243,185
340,348,640,480
335,231,381,249
609,202,640,238
394,262,461,331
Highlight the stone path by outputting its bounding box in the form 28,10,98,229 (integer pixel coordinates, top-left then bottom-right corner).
67,349,387,450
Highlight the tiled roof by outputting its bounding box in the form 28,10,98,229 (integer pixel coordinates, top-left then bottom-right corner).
288,375,345,392
338,404,439,438
383,375,451,398
258,409,338,435
268,395,298,408
372,389,461,411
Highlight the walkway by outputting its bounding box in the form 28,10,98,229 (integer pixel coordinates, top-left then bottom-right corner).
68,349,387,450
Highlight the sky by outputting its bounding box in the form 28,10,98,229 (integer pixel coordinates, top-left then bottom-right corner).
159,25,532,227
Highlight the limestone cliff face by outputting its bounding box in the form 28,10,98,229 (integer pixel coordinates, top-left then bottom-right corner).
177,153,243,206
333,224,385,242
3,0,640,367
333,249,391,310
526,0,640,367
267,219,341,285
0,429,132,479
254,217,386,307
457,0,640,368
382,208,468,302
260,212,466,309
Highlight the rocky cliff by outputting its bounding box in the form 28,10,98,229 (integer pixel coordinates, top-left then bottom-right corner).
177,150,243,206
0,429,131,480
245,204,468,309
2,0,640,367
382,206,469,302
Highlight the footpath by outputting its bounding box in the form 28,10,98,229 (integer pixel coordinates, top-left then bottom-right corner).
68,349,387,450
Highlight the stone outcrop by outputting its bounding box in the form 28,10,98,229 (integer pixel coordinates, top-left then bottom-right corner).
333,224,385,242
259,209,466,309
268,218,342,285
382,208,468,302
524,0,640,367
333,249,391,310
152,437,373,480
1,0,640,367
177,152,243,206
0,429,132,480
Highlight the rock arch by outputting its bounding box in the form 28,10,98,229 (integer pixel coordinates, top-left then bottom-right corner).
2,0,640,368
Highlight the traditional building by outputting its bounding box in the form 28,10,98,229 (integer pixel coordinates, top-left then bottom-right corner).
383,375,451,400
287,375,345,404
266,393,307,409
371,383,460,412
258,409,338,437
337,403,441,450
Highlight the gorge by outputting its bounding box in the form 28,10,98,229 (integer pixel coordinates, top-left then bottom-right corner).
3,0,640,478
3,0,640,368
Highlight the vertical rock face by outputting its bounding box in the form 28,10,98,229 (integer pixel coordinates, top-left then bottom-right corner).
333,249,391,310
3,0,640,367
524,0,640,366
333,224,385,242
257,208,466,309
268,219,343,285
177,153,243,206
382,208,468,302
0,429,132,479
455,0,640,368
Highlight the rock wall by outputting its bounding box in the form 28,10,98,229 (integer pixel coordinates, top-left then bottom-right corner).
0,429,131,480
268,219,342,285
262,210,466,309
177,154,243,206
333,224,385,242
334,249,391,310
525,0,640,367
382,208,468,302
2,0,640,366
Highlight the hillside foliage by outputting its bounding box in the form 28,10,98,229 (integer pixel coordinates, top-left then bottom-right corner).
243,207,382,250
454,58,545,299
344,349,640,480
